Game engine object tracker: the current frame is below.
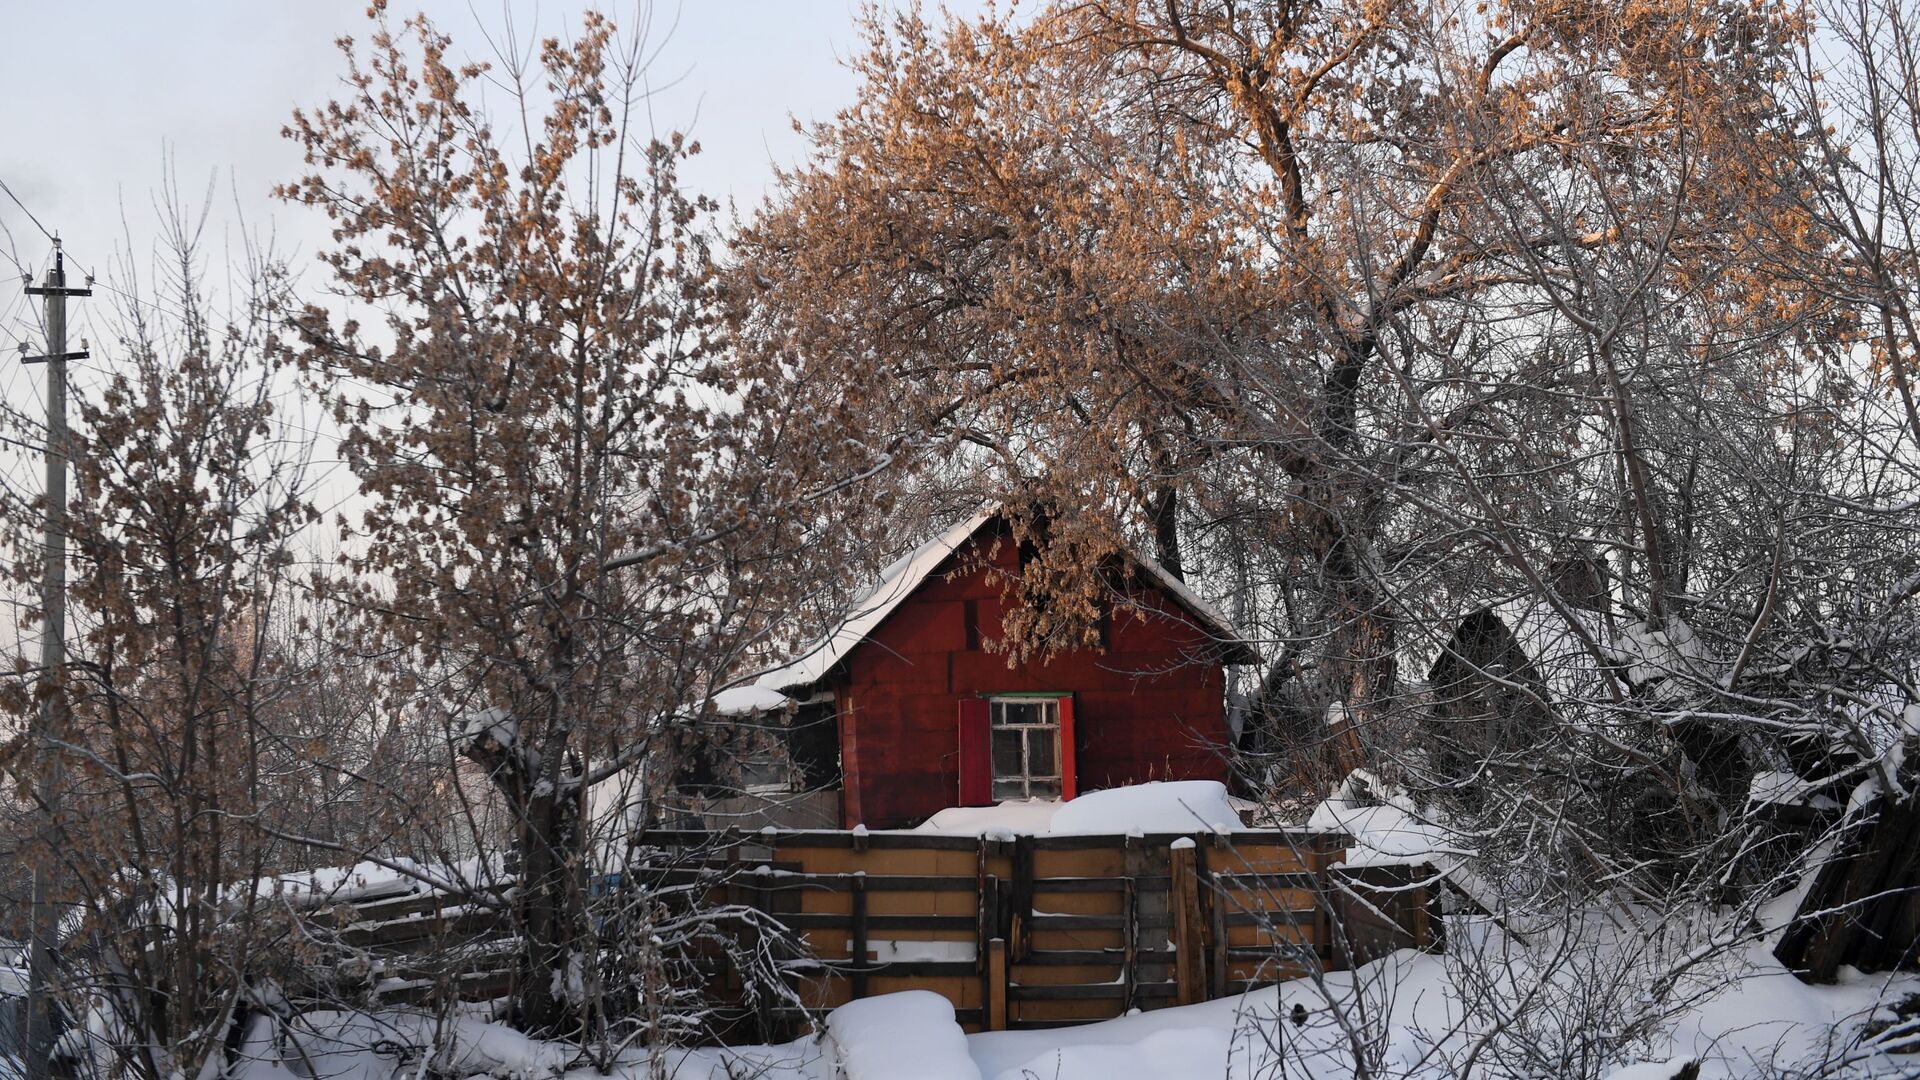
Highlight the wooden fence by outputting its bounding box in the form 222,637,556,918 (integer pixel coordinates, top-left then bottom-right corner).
308,827,1441,1034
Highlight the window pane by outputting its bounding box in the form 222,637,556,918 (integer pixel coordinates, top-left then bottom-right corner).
992,777,1025,801
1027,777,1061,798
993,701,1043,727
1026,729,1056,775
992,728,1022,775
739,756,789,791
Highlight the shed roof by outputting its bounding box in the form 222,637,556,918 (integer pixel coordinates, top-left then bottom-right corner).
1429,596,1724,706
755,509,1259,694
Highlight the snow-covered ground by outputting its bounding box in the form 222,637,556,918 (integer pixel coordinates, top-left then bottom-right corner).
970,944,1915,1080
203,783,1917,1079
226,937,1917,1080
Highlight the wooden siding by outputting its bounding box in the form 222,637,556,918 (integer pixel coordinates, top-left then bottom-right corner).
837,529,1234,828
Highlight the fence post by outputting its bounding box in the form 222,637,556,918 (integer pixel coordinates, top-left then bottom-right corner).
987,936,1009,1031
1411,871,1431,953
851,873,869,1000
1205,833,1229,999
1121,833,1138,1012
1170,838,1206,1005
1011,834,1035,961
1319,833,1344,969
976,836,993,973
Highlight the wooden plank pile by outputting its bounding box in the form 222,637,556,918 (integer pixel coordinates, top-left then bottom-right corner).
1775,742,1920,982
278,870,516,1006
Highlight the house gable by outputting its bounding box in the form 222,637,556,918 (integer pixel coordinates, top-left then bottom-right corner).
757,510,1256,699
804,513,1248,827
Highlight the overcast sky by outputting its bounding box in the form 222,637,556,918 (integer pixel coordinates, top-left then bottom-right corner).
0,0,983,632
0,2,982,400
0,1,959,287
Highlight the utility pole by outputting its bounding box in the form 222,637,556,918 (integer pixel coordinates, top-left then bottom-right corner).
21,240,89,1080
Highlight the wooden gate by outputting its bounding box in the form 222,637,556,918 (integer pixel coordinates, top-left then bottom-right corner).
643,826,1351,1031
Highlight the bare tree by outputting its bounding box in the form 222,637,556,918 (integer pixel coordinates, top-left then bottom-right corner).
277,4,886,1047
0,194,326,1080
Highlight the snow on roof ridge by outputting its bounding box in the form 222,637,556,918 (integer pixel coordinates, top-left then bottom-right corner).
755,506,1258,693
1129,552,1256,658
756,508,994,693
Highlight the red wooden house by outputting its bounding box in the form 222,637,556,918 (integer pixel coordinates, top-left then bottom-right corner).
742,510,1258,828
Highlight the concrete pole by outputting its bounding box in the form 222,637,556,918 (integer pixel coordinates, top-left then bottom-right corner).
23,242,83,1080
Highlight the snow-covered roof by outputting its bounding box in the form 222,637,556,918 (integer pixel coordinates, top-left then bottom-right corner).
755,509,996,693
1440,597,1724,706
1492,598,1617,702
709,685,794,716
1748,770,1841,811
755,508,1258,694
1132,552,1261,664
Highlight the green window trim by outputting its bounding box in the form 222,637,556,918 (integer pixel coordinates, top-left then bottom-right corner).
973,690,1072,700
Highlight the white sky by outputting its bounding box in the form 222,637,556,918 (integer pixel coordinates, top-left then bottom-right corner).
0,1,980,436
0,0,983,643
0,1,945,276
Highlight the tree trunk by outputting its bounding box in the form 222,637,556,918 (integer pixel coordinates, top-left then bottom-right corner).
465,715,590,1038
1308,333,1395,777
515,790,588,1036
1149,483,1184,581
1323,539,1395,777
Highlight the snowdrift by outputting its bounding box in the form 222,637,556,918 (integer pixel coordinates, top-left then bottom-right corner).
915,780,1243,838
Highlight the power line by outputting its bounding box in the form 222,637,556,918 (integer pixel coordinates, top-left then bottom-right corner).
0,183,98,293
0,178,57,246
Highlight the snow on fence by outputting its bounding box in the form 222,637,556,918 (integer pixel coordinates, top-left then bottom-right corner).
282,868,518,1006
306,827,1443,1035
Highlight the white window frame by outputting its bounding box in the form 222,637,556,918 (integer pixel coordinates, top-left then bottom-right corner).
988,695,1064,800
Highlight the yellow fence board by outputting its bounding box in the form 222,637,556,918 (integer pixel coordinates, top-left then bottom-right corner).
337,829,1432,1038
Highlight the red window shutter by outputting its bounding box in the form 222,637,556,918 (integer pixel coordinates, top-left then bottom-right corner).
1059,695,1078,800
958,697,992,806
